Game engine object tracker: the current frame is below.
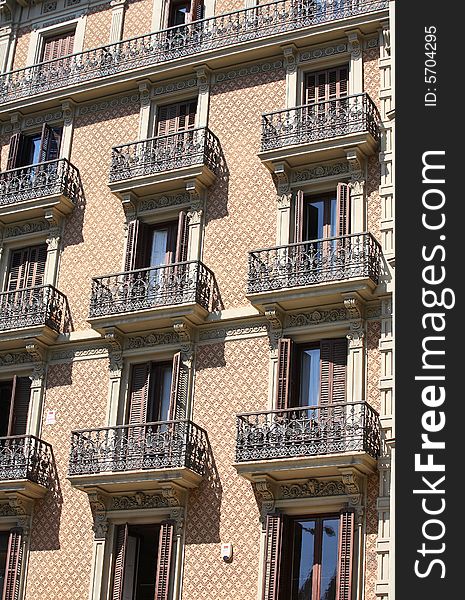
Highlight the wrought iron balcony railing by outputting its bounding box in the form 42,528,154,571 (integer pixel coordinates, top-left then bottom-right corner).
68,420,209,477
261,93,381,152
0,0,388,103
0,158,81,208
236,401,380,463
110,127,221,183
0,435,54,489
248,232,381,294
89,260,219,318
0,285,70,334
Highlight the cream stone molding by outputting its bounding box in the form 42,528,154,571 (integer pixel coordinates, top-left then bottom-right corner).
104,328,124,375
0,351,34,367
152,76,197,98
4,497,34,537
345,148,365,187
292,161,350,184
121,191,137,217
88,492,110,541
61,99,75,127
347,29,363,59
110,490,179,512
49,344,109,363
2,110,64,134
77,93,139,117
125,330,180,350
173,320,194,359
253,480,276,522
263,304,284,353
365,302,382,320
285,307,349,329
195,65,211,94
280,479,347,499
381,23,391,55
3,220,49,239
215,60,284,84
138,81,151,108
343,294,365,348
198,322,268,343
272,161,292,199
282,44,297,75
138,192,191,214
185,179,205,207
26,343,46,386
298,41,348,64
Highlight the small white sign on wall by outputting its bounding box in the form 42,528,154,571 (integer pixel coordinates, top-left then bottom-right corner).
45,409,56,425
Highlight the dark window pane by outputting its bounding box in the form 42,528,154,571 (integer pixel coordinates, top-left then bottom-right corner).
319,518,340,600
300,348,320,407
292,519,316,600
305,200,323,241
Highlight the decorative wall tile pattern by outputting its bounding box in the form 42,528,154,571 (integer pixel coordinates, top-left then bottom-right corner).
82,5,112,49
25,359,109,600
366,154,382,243
183,337,271,600
57,99,139,330
123,0,153,39
364,474,380,600
12,26,32,71
366,320,381,413
215,0,244,14
204,70,286,309
364,46,381,112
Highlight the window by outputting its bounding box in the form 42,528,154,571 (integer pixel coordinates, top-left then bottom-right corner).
167,0,203,27
127,361,174,425
40,30,75,62
111,521,175,600
156,100,197,137
6,124,62,170
275,338,347,410
294,184,350,244
304,66,348,106
0,377,31,437
0,529,23,600
5,245,47,293
263,512,354,600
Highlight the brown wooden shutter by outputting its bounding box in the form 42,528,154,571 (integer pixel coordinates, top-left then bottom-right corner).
175,211,189,263
157,104,179,137
6,133,24,170
275,338,293,410
293,190,305,243
336,511,354,600
1,529,23,600
336,183,351,238
191,0,204,21
154,520,175,600
10,377,31,436
169,352,188,420
128,363,150,425
7,245,47,292
124,220,141,272
320,339,347,406
262,513,286,600
41,30,75,62
305,66,349,105
24,245,47,289
111,524,128,600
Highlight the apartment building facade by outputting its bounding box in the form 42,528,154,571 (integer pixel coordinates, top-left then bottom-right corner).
0,1,395,599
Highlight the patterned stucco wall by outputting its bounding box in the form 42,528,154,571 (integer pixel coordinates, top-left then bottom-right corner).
25,358,109,600
123,0,154,39
11,26,32,71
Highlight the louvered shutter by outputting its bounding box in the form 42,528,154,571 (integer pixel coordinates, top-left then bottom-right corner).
154,521,175,600
41,30,75,63
124,220,141,273
305,67,349,105
175,211,189,263
191,0,204,21
293,190,305,243
38,123,52,164
128,363,150,426
24,245,47,289
111,524,128,600
1,529,23,600
10,377,31,436
157,104,179,137
262,513,286,600
336,183,351,238
275,338,293,410
6,133,24,170
7,245,47,292
336,511,354,600
168,352,188,420
320,339,347,406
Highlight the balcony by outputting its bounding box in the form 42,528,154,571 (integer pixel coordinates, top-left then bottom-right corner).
0,0,388,113
68,420,209,492
109,128,221,197
247,232,381,310
259,93,380,169
234,401,380,481
0,285,70,348
88,260,219,333
0,435,53,499
0,159,81,224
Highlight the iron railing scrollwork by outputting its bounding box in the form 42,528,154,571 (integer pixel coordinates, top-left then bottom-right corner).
0,0,388,102
68,420,209,477
89,260,219,317
0,285,69,333
236,401,380,462
110,127,221,183
261,93,381,151
0,435,54,488
247,232,381,294
0,159,81,208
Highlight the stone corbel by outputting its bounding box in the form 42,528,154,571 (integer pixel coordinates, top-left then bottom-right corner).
26,343,46,386
185,179,205,212
253,479,276,524
195,65,211,95
282,44,297,75
10,111,22,132
272,162,292,203
173,320,194,362
160,486,184,534
7,497,34,538
138,81,151,108
345,148,365,194
343,294,365,349
263,304,284,355
104,328,124,375
61,100,76,127
379,21,391,56
347,29,362,60
88,491,110,540
121,192,138,217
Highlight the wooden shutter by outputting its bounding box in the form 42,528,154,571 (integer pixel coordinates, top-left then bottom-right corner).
336,511,354,600
9,377,31,437
293,190,305,243
124,220,141,272
262,513,286,600
320,339,347,406
336,183,351,238
275,338,293,410
128,363,150,425
1,529,23,600
111,524,128,600
191,0,204,21
169,352,188,420
41,30,75,62
37,124,62,163
7,245,47,292
175,211,189,263
157,101,197,137
154,521,175,600
305,66,349,105
6,133,24,170
24,246,47,289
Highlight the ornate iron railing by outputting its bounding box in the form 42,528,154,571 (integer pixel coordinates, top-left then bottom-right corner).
89,260,219,318
0,158,81,208
68,420,209,477
0,435,54,488
0,0,388,102
0,285,69,333
236,401,380,462
261,93,380,151
248,232,381,294
110,127,221,183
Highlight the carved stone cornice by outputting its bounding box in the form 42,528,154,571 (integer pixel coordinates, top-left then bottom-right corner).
253,480,275,523
125,330,180,350
263,304,284,353
173,320,194,360
285,307,349,329
280,479,346,499
138,81,151,107
110,491,174,511
104,328,124,375
26,343,46,386
347,30,362,59
88,492,109,540
282,44,297,75
343,294,365,349
272,162,291,199
195,65,211,94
